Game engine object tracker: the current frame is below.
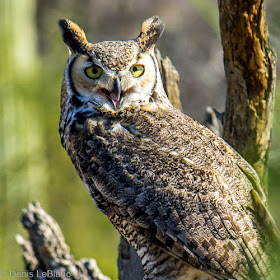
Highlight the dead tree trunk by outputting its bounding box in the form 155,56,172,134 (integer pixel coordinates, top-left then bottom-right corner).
218,0,276,192
17,202,110,280
18,0,276,279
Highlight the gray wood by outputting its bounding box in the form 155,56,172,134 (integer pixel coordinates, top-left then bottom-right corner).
17,202,110,280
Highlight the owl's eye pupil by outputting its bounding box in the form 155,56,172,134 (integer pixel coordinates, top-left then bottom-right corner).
85,65,103,79
130,64,144,78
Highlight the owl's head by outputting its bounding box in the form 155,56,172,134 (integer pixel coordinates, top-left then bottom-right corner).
58,16,168,120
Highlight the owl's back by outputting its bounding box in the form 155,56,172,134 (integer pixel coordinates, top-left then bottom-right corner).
58,16,279,280
64,102,278,279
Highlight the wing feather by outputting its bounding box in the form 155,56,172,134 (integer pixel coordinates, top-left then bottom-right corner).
80,106,278,279
118,106,278,278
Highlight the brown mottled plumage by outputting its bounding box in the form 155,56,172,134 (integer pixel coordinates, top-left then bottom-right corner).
58,16,279,279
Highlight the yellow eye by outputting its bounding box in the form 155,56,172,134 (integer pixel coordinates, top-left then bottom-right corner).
130,64,145,78
85,65,103,79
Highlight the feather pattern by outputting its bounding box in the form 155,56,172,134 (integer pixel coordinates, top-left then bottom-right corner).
59,16,279,280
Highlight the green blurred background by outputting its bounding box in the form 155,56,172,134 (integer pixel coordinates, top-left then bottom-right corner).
0,0,279,279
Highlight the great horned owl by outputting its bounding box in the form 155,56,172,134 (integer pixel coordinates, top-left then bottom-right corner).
58,16,279,280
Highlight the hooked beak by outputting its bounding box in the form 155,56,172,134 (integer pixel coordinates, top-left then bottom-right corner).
98,77,122,109
112,77,121,105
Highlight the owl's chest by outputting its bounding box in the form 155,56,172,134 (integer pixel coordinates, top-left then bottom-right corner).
70,115,143,178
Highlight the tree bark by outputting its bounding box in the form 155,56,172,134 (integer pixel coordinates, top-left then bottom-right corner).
17,202,110,280
155,49,182,111
218,0,276,191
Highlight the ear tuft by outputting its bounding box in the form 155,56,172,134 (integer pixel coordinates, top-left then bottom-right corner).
58,18,89,53
136,16,165,52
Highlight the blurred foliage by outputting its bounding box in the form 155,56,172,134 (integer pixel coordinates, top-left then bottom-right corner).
0,1,279,279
